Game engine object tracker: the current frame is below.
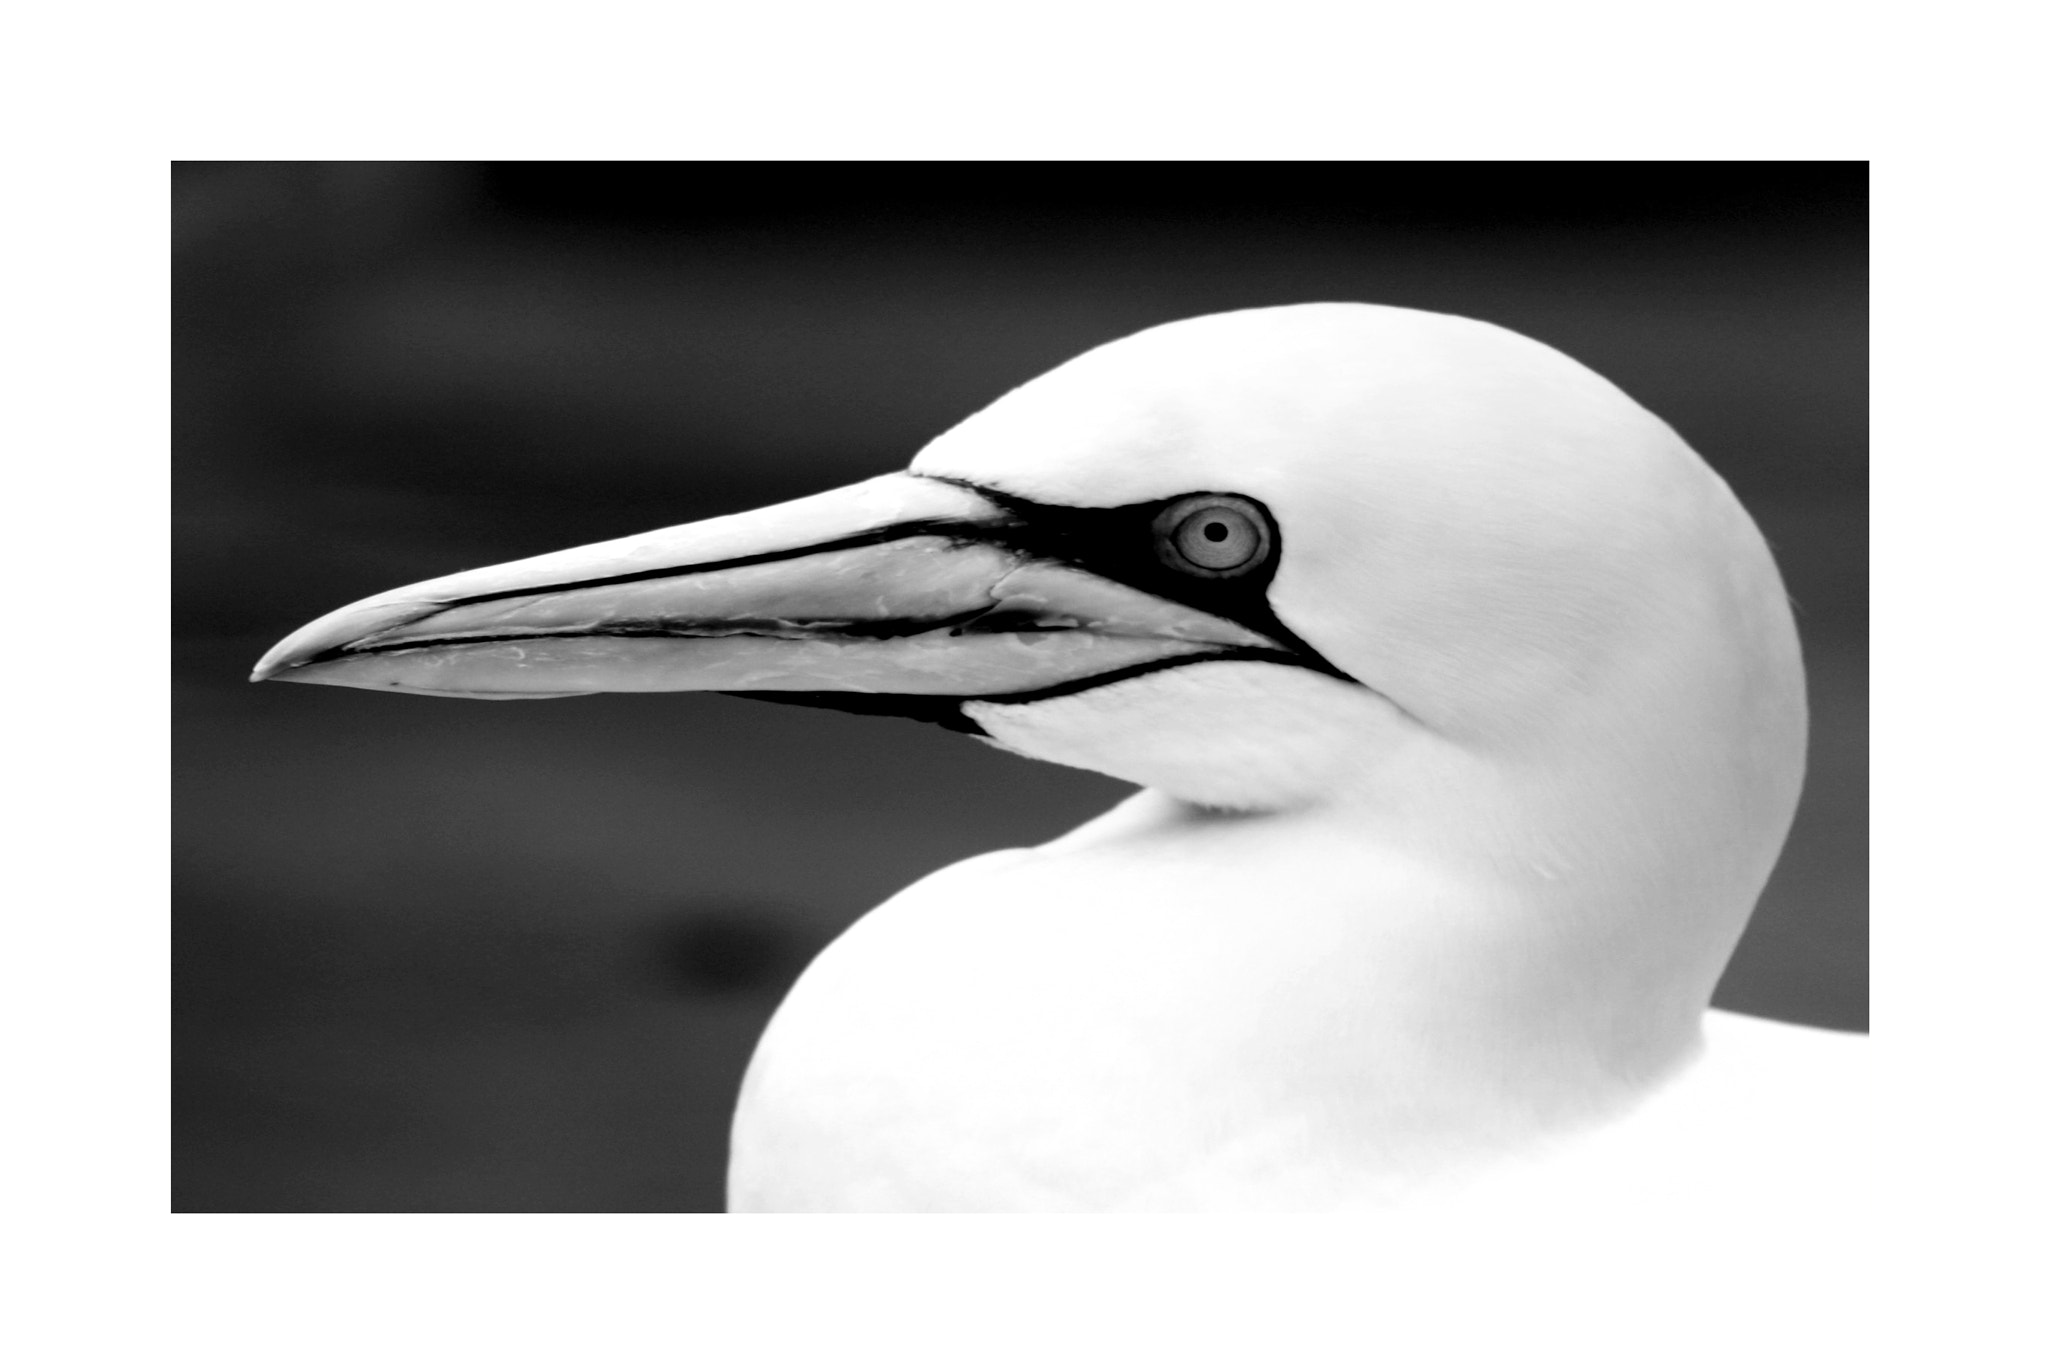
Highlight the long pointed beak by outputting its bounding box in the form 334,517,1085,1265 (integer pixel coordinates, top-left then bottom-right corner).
251,473,1284,710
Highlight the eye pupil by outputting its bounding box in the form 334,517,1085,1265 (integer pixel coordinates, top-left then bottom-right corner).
1203,522,1228,542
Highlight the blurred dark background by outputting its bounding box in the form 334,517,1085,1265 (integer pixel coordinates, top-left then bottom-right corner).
174,163,1867,1212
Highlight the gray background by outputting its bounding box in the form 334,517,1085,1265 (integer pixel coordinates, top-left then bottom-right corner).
175,163,1867,1211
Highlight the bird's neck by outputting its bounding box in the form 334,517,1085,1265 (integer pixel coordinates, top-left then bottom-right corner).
735,768,1750,1210
1035,785,1718,1168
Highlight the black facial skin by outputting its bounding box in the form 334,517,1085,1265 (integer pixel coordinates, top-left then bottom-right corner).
299,476,1357,737
729,478,1356,736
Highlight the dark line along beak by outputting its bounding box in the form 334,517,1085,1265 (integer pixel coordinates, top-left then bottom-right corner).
251,472,1319,719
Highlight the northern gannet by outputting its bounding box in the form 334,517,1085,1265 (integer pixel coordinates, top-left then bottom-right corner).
253,303,1867,1215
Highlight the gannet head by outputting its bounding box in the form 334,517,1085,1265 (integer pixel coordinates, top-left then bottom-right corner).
917,306,1805,830
255,303,1804,976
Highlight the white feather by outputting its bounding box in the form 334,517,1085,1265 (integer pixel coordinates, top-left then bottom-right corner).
728,303,1856,1215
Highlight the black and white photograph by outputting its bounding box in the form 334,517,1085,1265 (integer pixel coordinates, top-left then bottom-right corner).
175,162,1868,1217
9,0,2035,1341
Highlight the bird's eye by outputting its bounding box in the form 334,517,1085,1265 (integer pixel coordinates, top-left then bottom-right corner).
1153,495,1273,577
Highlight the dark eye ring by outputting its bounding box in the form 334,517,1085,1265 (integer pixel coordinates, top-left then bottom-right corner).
1152,495,1273,577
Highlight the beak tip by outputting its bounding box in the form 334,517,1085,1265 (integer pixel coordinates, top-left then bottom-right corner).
250,638,312,684
251,594,436,686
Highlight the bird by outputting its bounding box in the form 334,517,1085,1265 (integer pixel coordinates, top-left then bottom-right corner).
253,302,1867,1215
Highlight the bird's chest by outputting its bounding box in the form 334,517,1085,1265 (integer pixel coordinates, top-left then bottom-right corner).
723,848,1492,1212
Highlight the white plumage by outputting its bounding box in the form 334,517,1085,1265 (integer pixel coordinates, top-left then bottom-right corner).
257,303,1866,1215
